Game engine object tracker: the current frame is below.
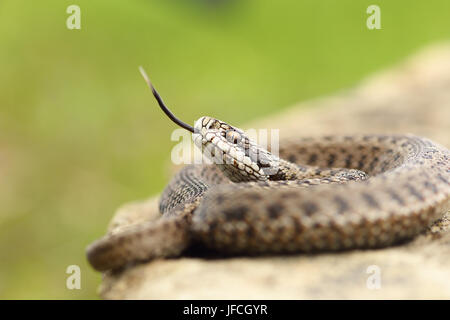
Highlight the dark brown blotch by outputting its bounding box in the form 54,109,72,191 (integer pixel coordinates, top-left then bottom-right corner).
387,189,406,206
358,154,367,170
371,146,381,153
246,192,263,200
327,154,336,167
267,203,284,219
301,201,319,217
423,181,438,194
361,192,380,209
368,157,379,172
215,194,226,204
345,154,353,168
334,196,350,214
405,184,425,201
437,173,449,185
308,153,318,165
293,219,304,234
223,206,248,220
280,191,299,199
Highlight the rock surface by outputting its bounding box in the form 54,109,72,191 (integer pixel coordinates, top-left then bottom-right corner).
98,44,450,299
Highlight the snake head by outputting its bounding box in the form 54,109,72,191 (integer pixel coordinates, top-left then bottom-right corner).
193,116,279,182
138,68,280,182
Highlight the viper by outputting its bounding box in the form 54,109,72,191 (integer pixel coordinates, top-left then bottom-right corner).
86,67,450,271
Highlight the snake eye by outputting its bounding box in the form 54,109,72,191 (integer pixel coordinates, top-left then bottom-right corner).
211,121,221,129
203,118,221,130
226,131,242,144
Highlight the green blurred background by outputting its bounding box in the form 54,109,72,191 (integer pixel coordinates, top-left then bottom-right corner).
0,0,449,299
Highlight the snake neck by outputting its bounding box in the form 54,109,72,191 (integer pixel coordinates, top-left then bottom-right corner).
265,159,305,181
192,116,310,183
217,158,306,183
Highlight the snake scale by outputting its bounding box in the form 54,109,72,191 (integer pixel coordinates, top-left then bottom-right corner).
86,69,450,271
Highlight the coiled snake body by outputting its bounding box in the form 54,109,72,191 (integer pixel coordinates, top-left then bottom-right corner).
86,70,450,271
